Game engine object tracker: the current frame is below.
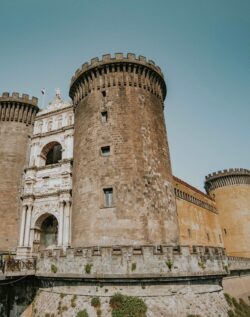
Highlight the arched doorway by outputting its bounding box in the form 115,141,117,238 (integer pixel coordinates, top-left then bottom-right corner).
35,214,58,250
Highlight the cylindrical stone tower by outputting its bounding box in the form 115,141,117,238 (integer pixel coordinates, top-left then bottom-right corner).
69,53,179,247
0,92,39,251
205,168,250,258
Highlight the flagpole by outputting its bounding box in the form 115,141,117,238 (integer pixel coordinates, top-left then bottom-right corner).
41,89,45,108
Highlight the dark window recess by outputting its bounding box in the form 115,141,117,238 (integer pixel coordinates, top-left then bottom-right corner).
103,188,113,207
101,111,108,123
101,91,106,97
101,146,110,156
46,144,62,165
224,228,227,235
188,228,192,238
219,234,222,243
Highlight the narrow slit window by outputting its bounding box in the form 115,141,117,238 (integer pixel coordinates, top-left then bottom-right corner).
101,111,108,123
101,91,106,97
101,146,110,156
103,188,113,207
188,228,192,238
224,228,227,235
207,233,210,241
219,234,222,243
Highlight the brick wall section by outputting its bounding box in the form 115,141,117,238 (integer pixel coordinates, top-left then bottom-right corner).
0,93,39,251
70,53,179,247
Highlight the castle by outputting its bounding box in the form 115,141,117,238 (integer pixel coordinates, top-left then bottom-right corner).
0,53,250,316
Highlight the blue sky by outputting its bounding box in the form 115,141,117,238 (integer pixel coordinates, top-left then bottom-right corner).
0,0,249,190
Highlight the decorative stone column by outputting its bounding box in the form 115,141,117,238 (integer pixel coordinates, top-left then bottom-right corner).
24,204,32,247
58,201,65,246
19,205,27,247
63,201,71,247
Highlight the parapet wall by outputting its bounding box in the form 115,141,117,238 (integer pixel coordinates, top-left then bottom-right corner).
69,53,166,104
34,245,228,279
0,92,39,124
205,168,250,193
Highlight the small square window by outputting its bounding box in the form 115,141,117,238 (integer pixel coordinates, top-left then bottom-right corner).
103,188,113,207
101,146,110,156
101,111,108,123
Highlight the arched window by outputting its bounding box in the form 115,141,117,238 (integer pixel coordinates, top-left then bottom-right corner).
46,143,62,165
41,141,62,166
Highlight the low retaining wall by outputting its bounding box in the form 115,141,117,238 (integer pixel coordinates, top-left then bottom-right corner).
31,284,230,317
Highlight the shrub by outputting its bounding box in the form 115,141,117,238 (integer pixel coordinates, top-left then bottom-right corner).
97,308,102,316
198,260,206,270
227,310,235,317
131,262,136,271
109,293,147,317
91,296,101,308
166,260,173,271
224,293,233,306
76,309,89,317
84,263,92,274
51,264,58,274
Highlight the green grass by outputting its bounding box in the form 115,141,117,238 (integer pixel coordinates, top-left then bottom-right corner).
76,309,89,317
109,293,147,317
224,293,250,317
91,296,101,308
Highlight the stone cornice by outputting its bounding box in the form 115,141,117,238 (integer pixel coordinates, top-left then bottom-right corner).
31,125,74,139
69,53,167,105
0,92,39,124
36,104,73,119
204,168,250,193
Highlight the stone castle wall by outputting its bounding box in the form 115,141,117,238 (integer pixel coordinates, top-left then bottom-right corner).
205,169,250,258
69,53,179,247
0,93,39,251
31,284,230,317
174,176,224,248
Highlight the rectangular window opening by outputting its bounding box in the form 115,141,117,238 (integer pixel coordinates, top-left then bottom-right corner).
101,146,110,156
103,187,113,207
101,111,108,123
101,90,106,97
188,228,192,238
224,228,227,235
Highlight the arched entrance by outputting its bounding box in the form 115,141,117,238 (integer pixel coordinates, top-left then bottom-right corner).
34,214,58,250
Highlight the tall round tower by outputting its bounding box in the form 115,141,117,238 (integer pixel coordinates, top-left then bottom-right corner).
69,53,179,247
0,92,39,251
205,168,250,258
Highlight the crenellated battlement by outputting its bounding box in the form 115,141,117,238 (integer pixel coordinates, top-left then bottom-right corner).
205,168,250,193
69,53,166,104
0,92,39,124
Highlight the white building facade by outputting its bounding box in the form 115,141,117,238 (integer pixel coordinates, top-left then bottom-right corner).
17,90,74,258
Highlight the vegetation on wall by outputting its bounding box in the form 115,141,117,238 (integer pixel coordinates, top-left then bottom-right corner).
50,264,58,273
84,263,93,274
109,293,147,317
224,293,250,317
76,309,89,317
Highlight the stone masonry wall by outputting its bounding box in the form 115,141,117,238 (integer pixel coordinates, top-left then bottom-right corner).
70,53,179,247
31,284,230,317
0,121,33,251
